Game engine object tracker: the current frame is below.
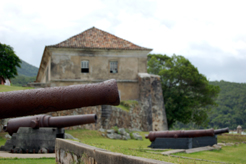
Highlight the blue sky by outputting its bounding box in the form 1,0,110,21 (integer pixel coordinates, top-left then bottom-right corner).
1,0,246,82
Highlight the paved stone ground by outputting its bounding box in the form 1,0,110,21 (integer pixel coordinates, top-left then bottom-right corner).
0,151,55,158
161,149,185,155
185,146,215,154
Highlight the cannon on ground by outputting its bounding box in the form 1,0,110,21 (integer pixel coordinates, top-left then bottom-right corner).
214,127,229,135
4,114,97,136
0,79,120,153
146,128,229,149
1,114,97,153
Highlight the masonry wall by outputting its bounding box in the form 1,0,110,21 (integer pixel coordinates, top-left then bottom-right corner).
48,48,148,81
2,73,168,132
36,48,149,100
138,73,168,131
56,139,172,164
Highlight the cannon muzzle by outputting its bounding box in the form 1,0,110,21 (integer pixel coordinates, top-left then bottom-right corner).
145,129,215,142
214,127,229,135
0,79,119,119
4,114,97,136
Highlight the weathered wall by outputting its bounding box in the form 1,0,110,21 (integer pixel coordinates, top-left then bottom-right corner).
36,48,147,100
48,48,148,81
56,139,172,164
138,73,168,131
42,81,139,101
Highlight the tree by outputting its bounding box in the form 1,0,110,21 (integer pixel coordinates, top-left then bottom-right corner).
148,54,220,128
0,43,21,80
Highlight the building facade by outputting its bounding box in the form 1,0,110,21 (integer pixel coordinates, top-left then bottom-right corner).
34,27,152,100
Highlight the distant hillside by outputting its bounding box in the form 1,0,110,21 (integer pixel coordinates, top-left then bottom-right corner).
11,59,39,86
173,80,246,130
208,81,246,130
17,59,38,77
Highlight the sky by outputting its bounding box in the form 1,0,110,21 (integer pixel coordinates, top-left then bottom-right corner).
1,0,246,82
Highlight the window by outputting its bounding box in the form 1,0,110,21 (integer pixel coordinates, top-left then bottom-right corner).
110,61,118,73
81,61,89,73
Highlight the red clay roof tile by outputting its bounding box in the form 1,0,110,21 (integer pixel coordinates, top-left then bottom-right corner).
48,27,152,50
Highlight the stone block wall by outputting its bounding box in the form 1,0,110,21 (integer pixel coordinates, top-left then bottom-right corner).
138,73,168,131
56,138,172,164
1,73,168,132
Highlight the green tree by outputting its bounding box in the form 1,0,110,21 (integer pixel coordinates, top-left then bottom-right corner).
0,43,21,79
148,54,220,128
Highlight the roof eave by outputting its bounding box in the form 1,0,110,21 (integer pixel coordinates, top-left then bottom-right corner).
46,45,153,51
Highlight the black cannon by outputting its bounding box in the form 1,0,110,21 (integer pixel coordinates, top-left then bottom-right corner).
0,79,119,119
4,114,97,136
0,79,120,153
146,128,229,149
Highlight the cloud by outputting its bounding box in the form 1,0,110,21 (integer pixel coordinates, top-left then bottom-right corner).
0,0,246,82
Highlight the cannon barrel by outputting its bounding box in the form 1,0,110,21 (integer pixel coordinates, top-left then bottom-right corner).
214,127,229,135
3,114,97,136
0,79,119,119
145,129,215,142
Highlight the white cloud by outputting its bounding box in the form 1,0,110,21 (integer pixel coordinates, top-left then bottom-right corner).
1,0,246,82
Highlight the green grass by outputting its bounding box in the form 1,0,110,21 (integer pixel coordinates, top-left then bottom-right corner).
116,100,138,112
175,144,246,163
0,85,33,92
0,158,55,164
218,134,246,143
1,130,246,163
65,129,212,164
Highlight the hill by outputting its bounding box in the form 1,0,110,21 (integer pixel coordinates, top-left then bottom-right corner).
17,59,39,77
209,81,246,130
173,81,246,130
11,59,39,86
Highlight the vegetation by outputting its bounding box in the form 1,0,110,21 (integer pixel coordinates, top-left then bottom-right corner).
17,59,38,77
11,75,36,86
116,100,138,112
147,54,220,128
10,59,38,86
175,143,246,163
0,85,33,92
0,158,55,164
0,129,246,163
0,43,21,79
173,81,246,130
208,81,246,130
66,129,246,163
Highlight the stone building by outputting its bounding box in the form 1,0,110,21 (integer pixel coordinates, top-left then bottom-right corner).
29,27,168,131
33,27,152,101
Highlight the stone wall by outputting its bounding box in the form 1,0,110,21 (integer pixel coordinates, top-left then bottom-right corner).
138,73,168,131
56,138,172,164
0,73,168,132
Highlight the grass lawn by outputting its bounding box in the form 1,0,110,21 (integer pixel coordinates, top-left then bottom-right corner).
0,158,55,164
67,129,239,164
175,144,246,163
0,130,246,164
0,85,33,92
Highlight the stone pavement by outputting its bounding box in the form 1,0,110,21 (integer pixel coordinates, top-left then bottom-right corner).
185,146,215,154
0,151,55,158
161,149,185,155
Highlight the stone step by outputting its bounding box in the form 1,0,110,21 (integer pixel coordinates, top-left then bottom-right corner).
161,149,185,155
185,146,215,154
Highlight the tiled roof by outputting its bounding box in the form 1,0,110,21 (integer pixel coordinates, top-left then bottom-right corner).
48,27,152,50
